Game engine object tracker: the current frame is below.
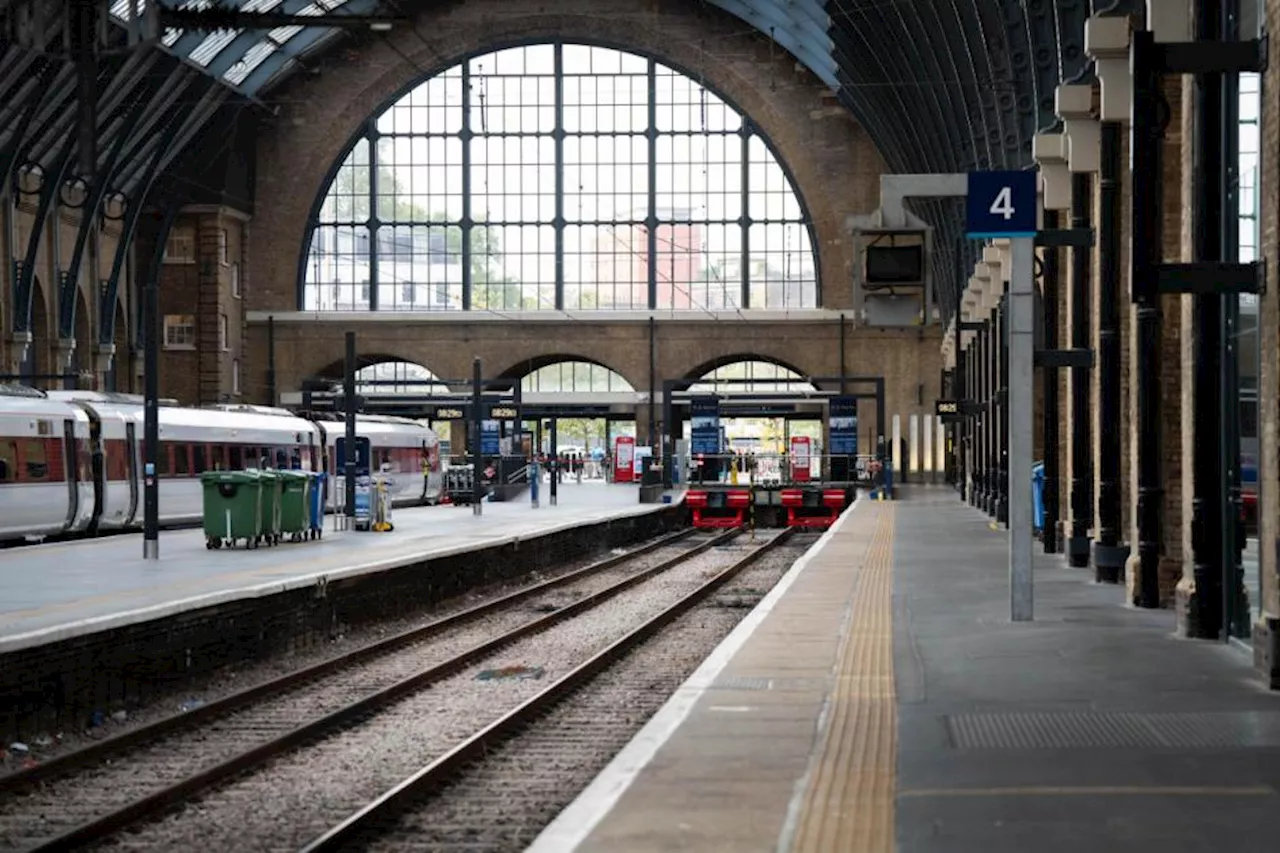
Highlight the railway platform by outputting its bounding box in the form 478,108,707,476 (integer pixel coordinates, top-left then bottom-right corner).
0,481,677,651
532,486,1280,853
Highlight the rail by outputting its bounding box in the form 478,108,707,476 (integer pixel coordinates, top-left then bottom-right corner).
301,527,794,851
7,528,731,851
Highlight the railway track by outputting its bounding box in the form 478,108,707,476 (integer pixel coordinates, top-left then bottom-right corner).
303,527,804,852
0,526,728,852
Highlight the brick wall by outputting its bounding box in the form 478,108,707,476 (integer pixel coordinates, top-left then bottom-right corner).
254,316,941,456
0,204,130,388
156,208,248,405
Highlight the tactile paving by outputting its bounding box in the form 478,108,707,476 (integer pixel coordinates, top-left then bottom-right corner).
946,710,1280,749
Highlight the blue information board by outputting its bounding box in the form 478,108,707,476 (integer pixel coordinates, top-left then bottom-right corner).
480,419,500,456
966,170,1037,238
689,397,721,457
828,396,859,456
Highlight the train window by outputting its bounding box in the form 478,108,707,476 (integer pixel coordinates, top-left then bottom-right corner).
193,444,207,474
0,440,15,482
275,448,289,469
173,443,191,476
240,446,258,469
22,440,48,480
155,443,171,477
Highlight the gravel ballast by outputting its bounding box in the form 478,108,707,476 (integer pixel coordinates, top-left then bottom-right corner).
93,537,778,852
0,533,708,851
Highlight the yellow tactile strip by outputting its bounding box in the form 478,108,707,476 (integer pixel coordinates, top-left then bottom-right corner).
791,502,897,853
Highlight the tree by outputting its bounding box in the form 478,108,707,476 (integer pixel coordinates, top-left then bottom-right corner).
331,161,536,309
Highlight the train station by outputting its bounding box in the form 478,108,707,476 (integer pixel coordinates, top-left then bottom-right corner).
0,0,1277,850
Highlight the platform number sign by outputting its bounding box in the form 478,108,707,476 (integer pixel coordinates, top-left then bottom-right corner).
966,171,1037,238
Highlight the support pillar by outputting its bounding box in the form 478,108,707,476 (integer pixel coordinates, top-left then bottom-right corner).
997,282,1010,526
1130,28,1164,608
1068,172,1094,568
1040,209,1062,553
1094,121,1129,581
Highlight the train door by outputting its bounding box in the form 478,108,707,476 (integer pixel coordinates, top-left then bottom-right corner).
81,405,105,534
125,421,139,525
62,419,80,529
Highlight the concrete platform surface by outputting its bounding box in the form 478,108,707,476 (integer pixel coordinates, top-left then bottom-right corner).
530,487,1280,853
0,482,672,652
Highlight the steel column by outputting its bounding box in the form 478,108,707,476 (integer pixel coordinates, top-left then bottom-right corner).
648,316,657,452
1131,29,1164,608
472,357,483,516
13,143,77,332
1220,0,1247,637
956,344,967,500
1041,208,1062,552
993,289,1003,522
142,201,180,560
987,307,998,516
60,91,156,339
1188,0,1226,634
1068,172,1093,568
99,135,174,347
267,315,277,404
1095,122,1128,580
344,332,358,526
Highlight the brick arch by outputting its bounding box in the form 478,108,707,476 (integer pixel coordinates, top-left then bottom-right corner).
669,349,825,389
494,353,642,392
680,352,815,382
309,352,447,382
249,0,885,315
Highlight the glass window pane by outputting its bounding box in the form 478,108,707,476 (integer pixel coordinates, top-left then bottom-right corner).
303,43,815,312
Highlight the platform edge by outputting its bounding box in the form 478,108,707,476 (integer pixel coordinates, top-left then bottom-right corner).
524,497,864,853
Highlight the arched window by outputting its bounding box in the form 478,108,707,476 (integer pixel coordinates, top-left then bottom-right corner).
355,361,450,395
303,43,817,313
520,361,634,393
688,360,816,394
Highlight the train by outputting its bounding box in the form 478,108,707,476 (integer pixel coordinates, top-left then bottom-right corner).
0,384,444,544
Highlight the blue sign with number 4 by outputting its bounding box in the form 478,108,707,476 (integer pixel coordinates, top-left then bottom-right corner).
966,171,1037,238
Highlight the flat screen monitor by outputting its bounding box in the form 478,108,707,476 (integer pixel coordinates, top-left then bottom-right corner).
865,245,923,283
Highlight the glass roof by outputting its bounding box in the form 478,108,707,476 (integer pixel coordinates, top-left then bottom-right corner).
108,0,366,95
108,1,836,97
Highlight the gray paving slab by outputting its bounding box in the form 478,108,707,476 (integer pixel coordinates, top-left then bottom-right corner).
894,492,1280,853
0,482,671,650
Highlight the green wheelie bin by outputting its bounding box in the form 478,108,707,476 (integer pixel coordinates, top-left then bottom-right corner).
256,470,283,547
278,470,312,543
201,470,263,549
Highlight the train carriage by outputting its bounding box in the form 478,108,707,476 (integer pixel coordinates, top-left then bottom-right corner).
0,387,442,543
0,388,95,540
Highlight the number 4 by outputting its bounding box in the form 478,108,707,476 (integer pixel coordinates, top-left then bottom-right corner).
989,186,1015,220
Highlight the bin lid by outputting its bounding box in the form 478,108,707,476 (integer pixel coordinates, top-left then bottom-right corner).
278,470,311,482
200,469,261,483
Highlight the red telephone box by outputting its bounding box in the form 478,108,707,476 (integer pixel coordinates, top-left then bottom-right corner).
790,435,812,482
614,436,636,483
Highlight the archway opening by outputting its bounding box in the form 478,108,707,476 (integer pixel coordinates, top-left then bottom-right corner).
515,358,635,478
301,42,817,313
353,359,451,396
681,358,824,481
